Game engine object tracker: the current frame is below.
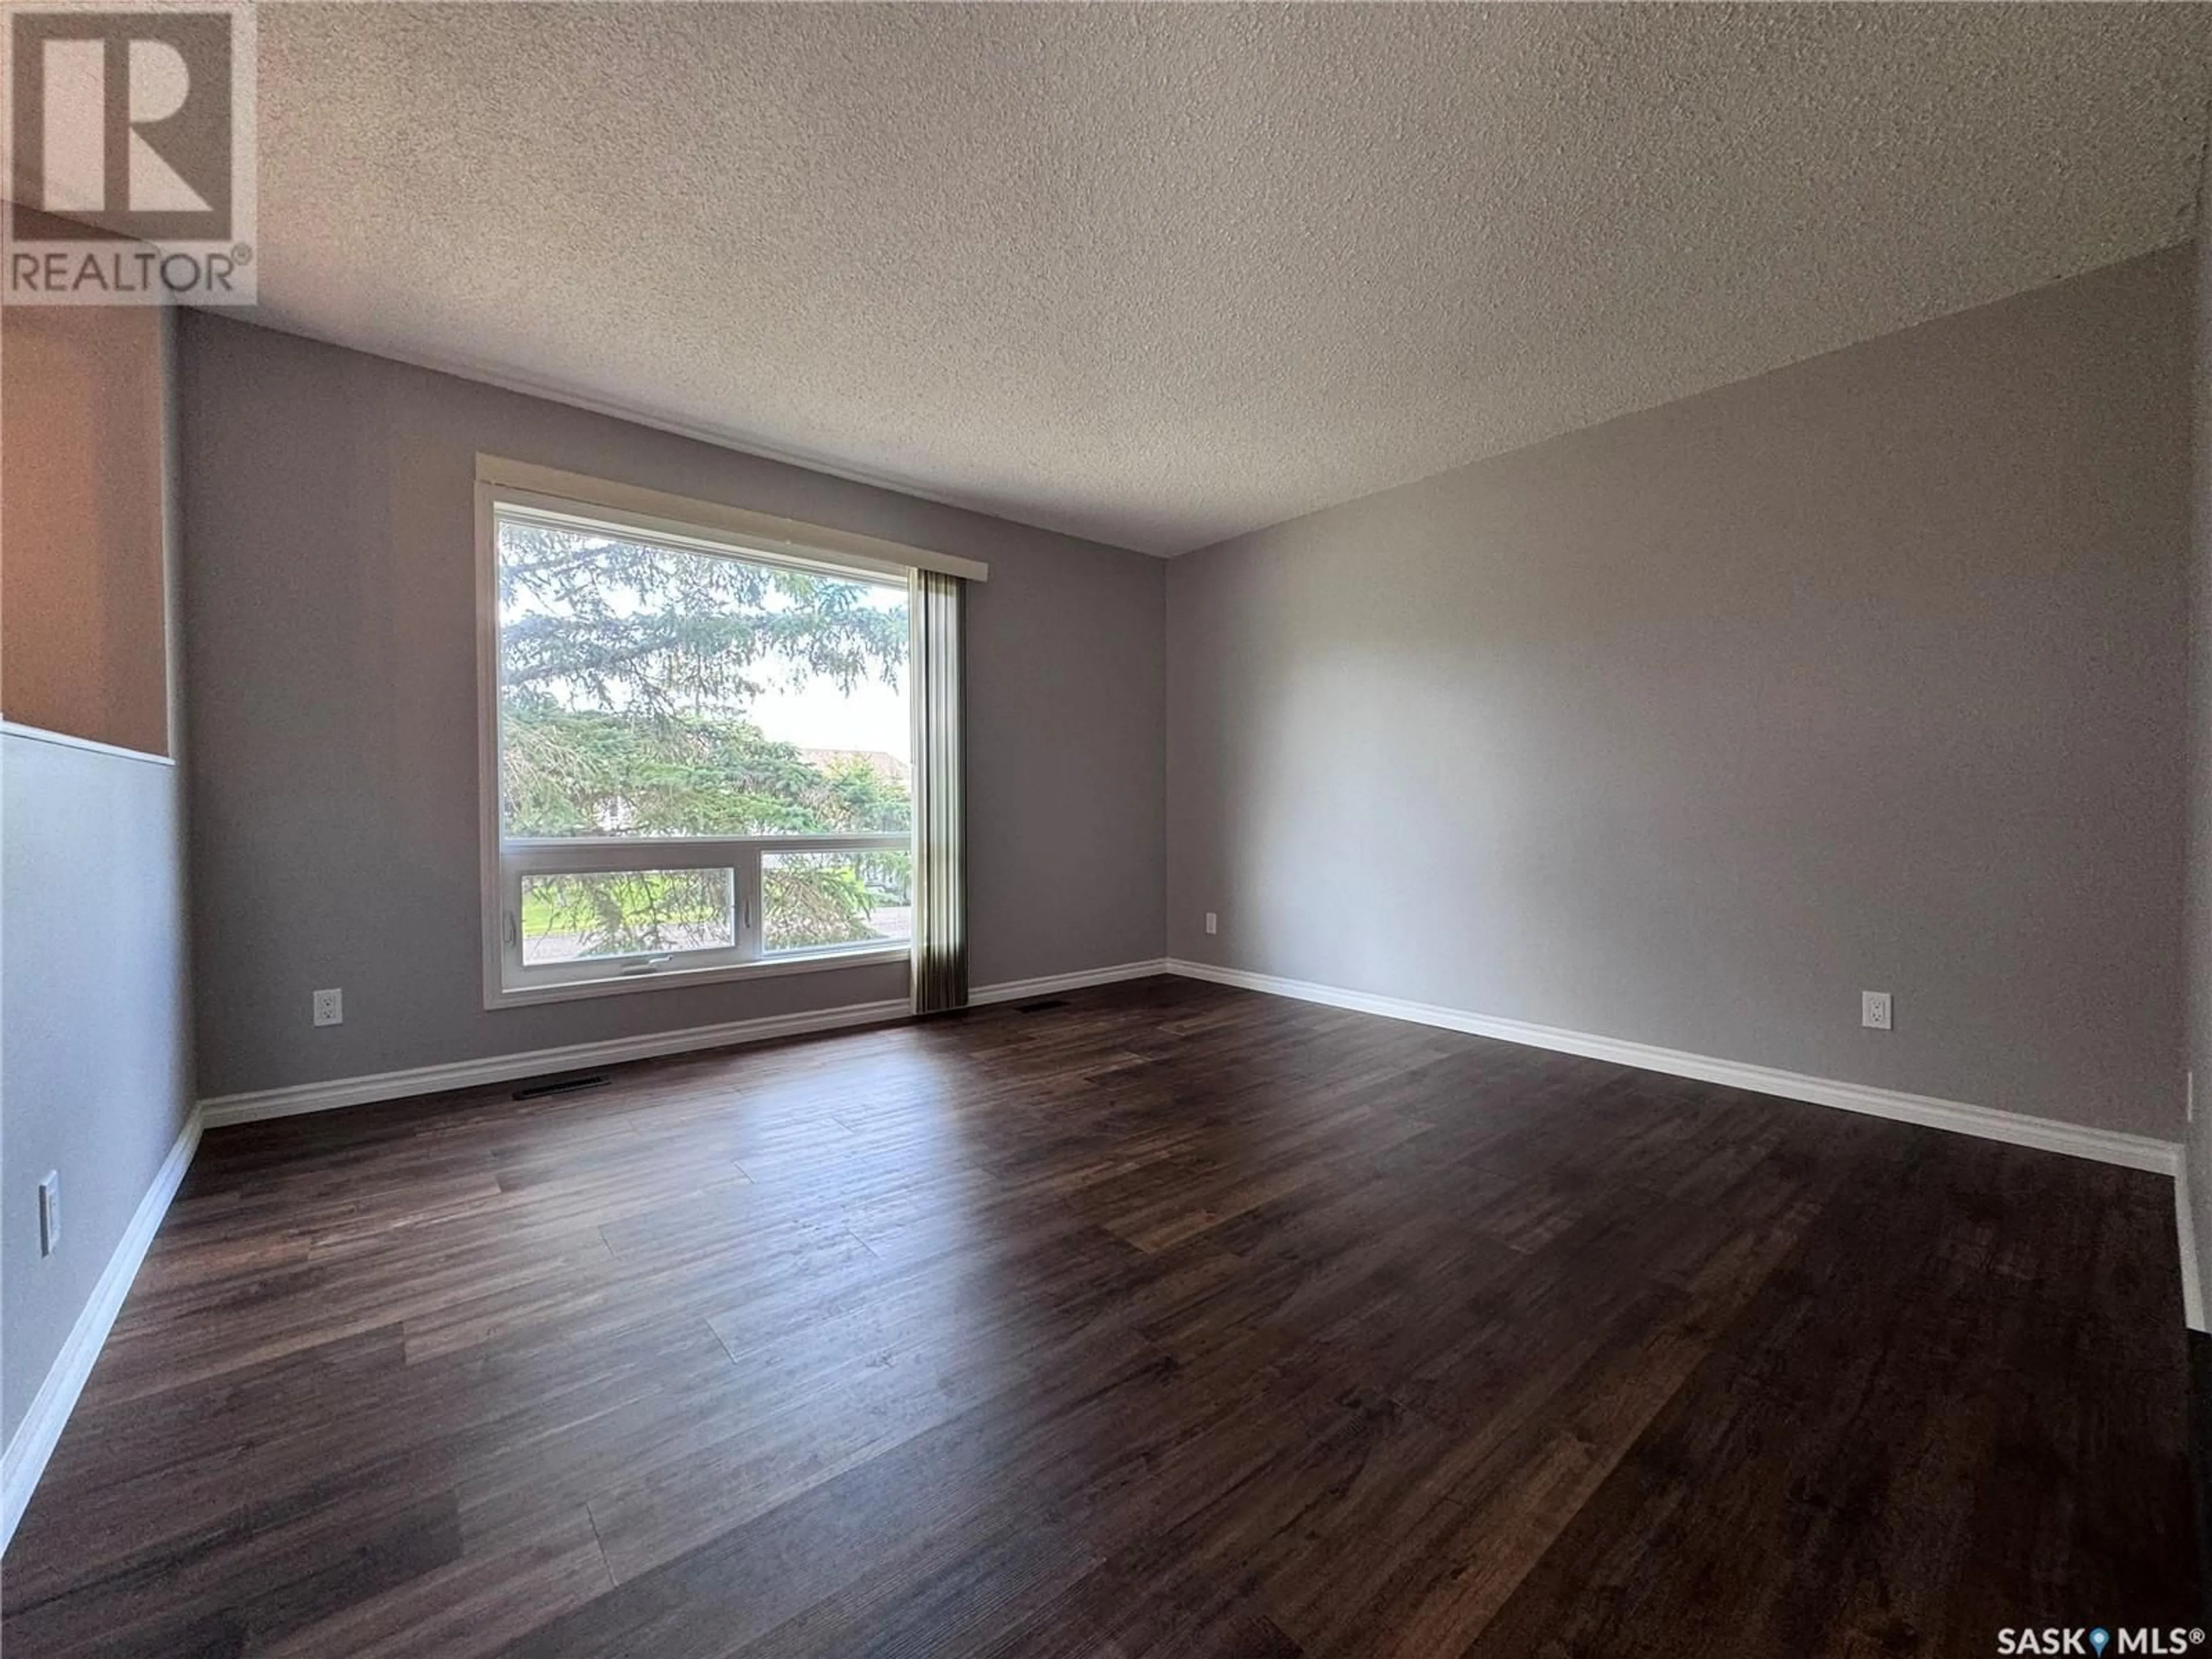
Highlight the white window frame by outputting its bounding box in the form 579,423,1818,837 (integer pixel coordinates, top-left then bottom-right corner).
474,457,985,1010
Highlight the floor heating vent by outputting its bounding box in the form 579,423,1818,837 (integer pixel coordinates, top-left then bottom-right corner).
513,1074,609,1101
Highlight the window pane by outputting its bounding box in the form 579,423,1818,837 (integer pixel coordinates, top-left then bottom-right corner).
495,514,911,840
519,869,736,964
762,850,912,955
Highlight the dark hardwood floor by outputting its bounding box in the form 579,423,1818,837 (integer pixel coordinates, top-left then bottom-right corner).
2,977,2196,1657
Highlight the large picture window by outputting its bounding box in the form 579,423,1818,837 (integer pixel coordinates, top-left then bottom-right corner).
478,469,925,1003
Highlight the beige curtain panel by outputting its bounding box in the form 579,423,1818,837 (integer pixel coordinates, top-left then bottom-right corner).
910,569,967,1014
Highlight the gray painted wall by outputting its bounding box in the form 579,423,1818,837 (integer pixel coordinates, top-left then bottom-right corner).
178,314,1165,1101
1,733,195,1448
1168,249,2190,1139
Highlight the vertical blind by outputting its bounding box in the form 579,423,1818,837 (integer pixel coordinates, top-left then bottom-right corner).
910,569,967,1014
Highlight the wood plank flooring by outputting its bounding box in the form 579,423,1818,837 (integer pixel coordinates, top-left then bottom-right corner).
2,976,2196,1656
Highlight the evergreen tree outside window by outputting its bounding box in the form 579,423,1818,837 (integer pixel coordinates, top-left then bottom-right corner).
481,486,919,1000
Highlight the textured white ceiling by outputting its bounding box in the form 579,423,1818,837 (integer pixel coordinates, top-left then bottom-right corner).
252,3,2212,555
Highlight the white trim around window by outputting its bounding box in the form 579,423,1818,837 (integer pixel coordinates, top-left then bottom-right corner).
474,456,991,585
475,459,947,1011
493,835,911,1006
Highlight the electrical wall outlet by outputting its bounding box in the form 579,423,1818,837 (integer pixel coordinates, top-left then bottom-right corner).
37,1172,60,1257
1861,990,1892,1032
1205,912,1218,935
312,987,344,1027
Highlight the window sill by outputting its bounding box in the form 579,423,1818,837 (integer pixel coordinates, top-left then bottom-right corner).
487,945,910,1010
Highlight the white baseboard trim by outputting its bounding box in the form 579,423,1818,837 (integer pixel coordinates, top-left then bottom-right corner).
184,959,2209,1325
200,998,916,1128
2,1105,203,1554
2177,1161,2206,1334
968,959,1171,1006
1165,960,2183,1178
200,960,1180,1130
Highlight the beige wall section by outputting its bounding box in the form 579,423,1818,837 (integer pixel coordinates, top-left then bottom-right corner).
177,313,1166,1101
2,298,173,757
1169,248,2191,1140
